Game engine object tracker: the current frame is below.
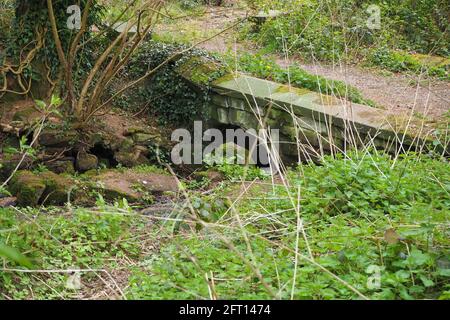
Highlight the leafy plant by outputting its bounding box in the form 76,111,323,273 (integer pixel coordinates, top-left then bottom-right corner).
0,243,33,269
124,40,224,125
369,47,449,80
127,151,450,300
0,206,147,299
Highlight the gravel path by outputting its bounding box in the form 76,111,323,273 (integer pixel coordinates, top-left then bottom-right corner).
275,58,450,121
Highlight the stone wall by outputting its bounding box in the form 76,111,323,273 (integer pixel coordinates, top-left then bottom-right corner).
178,59,441,163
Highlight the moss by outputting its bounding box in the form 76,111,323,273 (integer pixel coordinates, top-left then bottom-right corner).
12,106,41,123
99,185,140,202
211,73,237,85
125,127,144,135
76,152,98,172
9,170,46,206
81,169,99,178
411,53,450,68
39,129,78,147
39,171,74,206
275,84,311,95
47,160,75,175
177,56,223,85
131,165,167,175
315,94,340,106
132,133,157,144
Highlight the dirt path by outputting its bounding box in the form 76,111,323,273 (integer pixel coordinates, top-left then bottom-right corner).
275,58,450,121
158,5,449,121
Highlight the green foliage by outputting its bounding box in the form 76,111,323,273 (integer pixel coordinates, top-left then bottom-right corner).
226,52,374,106
7,0,105,79
375,0,450,56
127,152,450,299
214,162,269,181
204,153,270,181
244,0,450,63
124,40,223,125
244,0,372,61
288,152,449,218
0,243,33,269
0,206,146,299
0,0,14,45
369,47,449,80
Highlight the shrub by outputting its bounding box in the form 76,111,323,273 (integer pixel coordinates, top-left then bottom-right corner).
369,47,449,80
243,0,450,62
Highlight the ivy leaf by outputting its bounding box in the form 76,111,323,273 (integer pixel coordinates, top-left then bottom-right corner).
419,276,434,287
407,248,431,267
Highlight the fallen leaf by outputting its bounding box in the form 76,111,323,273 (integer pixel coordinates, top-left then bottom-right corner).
384,228,400,244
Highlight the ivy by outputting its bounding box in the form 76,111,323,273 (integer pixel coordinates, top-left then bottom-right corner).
6,0,105,79
123,40,224,126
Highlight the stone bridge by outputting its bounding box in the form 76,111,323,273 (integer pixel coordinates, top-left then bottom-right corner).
176,57,442,163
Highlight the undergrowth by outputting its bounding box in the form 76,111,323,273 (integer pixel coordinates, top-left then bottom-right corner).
1,151,449,299
127,151,450,300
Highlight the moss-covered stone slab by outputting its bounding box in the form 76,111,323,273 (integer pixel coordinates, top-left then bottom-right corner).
411,53,450,69
9,171,46,207
89,169,179,202
38,129,79,147
76,151,98,172
210,74,432,144
175,57,439,157
39,171,75,206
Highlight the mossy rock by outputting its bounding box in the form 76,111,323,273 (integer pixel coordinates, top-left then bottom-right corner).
124,126,153,136
8,170,46,206
87,168,179,203
45,159,75,175
118,137,134,150
39,171,75,205
38,129,78,147
12,106,42,125
114,148,150,167
0,153,34,180
132,133,156,144
76,152,98,172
